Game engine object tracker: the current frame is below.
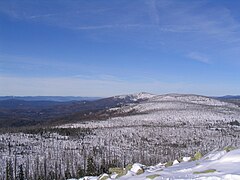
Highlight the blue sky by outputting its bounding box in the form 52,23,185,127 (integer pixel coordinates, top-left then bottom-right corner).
0,0,240,96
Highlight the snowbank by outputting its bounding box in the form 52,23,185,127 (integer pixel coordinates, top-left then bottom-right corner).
69,148,240,180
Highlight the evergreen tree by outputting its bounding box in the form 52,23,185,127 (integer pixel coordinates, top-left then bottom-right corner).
77,166,85,178
64,169,71,179
6,159,13,180
86,155,96,176
65,158,72,179
18,164,24,180
99,158,107,174
48,170,55,180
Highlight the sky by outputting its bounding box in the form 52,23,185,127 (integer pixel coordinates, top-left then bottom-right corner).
0,0,240,97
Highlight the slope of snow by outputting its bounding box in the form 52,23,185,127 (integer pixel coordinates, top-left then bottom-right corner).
132,94,238,113
110,93,239,115
69,148,240,180
113,92,157,101
149,94,237,107
59,93,240,129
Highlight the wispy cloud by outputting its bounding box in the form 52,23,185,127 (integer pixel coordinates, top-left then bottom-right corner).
27,13,58,19
146,0,160,25
72,74,124,82
187,52,210,64
1,0,240,43
75,24,150,30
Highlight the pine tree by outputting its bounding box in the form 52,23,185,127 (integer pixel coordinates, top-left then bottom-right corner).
86,155,96,176
99,158,107,174
77,166,85,178
65,158,72,179
6,159,13,180
48,170,55,180
18,164,24,180
64,169,71,179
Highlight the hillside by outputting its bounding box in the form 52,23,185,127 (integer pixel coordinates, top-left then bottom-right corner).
69,148,240,180
0,93,240,179
60,93,240,128
2,93,239,129
0,93,146,128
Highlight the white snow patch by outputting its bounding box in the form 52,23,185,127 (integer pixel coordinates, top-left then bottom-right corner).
173,160,179,165
114,92,156,101
130,163,144,173
182,157,191,162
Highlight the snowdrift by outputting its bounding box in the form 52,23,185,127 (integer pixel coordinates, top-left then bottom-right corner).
69,148,240,180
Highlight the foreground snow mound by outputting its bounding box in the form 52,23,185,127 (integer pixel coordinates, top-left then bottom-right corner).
70,148,240,180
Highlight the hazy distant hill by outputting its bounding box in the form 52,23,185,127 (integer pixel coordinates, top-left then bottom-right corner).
0,99,66,109
216,95,240,106
0,96,101,102
0,93,147,128
217,95,240,99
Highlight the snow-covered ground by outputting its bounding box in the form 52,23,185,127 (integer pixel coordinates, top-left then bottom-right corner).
70,148,240,180
59,94,240,129
113,92,157,102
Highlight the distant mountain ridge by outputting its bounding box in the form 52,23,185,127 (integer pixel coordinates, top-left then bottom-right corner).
1,94,240,102
0,96,101,102
215,95,240,106
217,95,240,99
1,92,240,129
0,93,151,128
59,93,240,129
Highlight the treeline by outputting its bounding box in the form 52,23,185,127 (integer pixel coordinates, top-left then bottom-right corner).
0,126,92,138
3,153,115,180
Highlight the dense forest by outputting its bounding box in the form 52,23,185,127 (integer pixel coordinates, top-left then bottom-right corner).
1,122,240,180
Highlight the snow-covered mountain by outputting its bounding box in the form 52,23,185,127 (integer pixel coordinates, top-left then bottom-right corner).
122,93,238,112
113,92,157,102
61,93,240,129
149,93,236,106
